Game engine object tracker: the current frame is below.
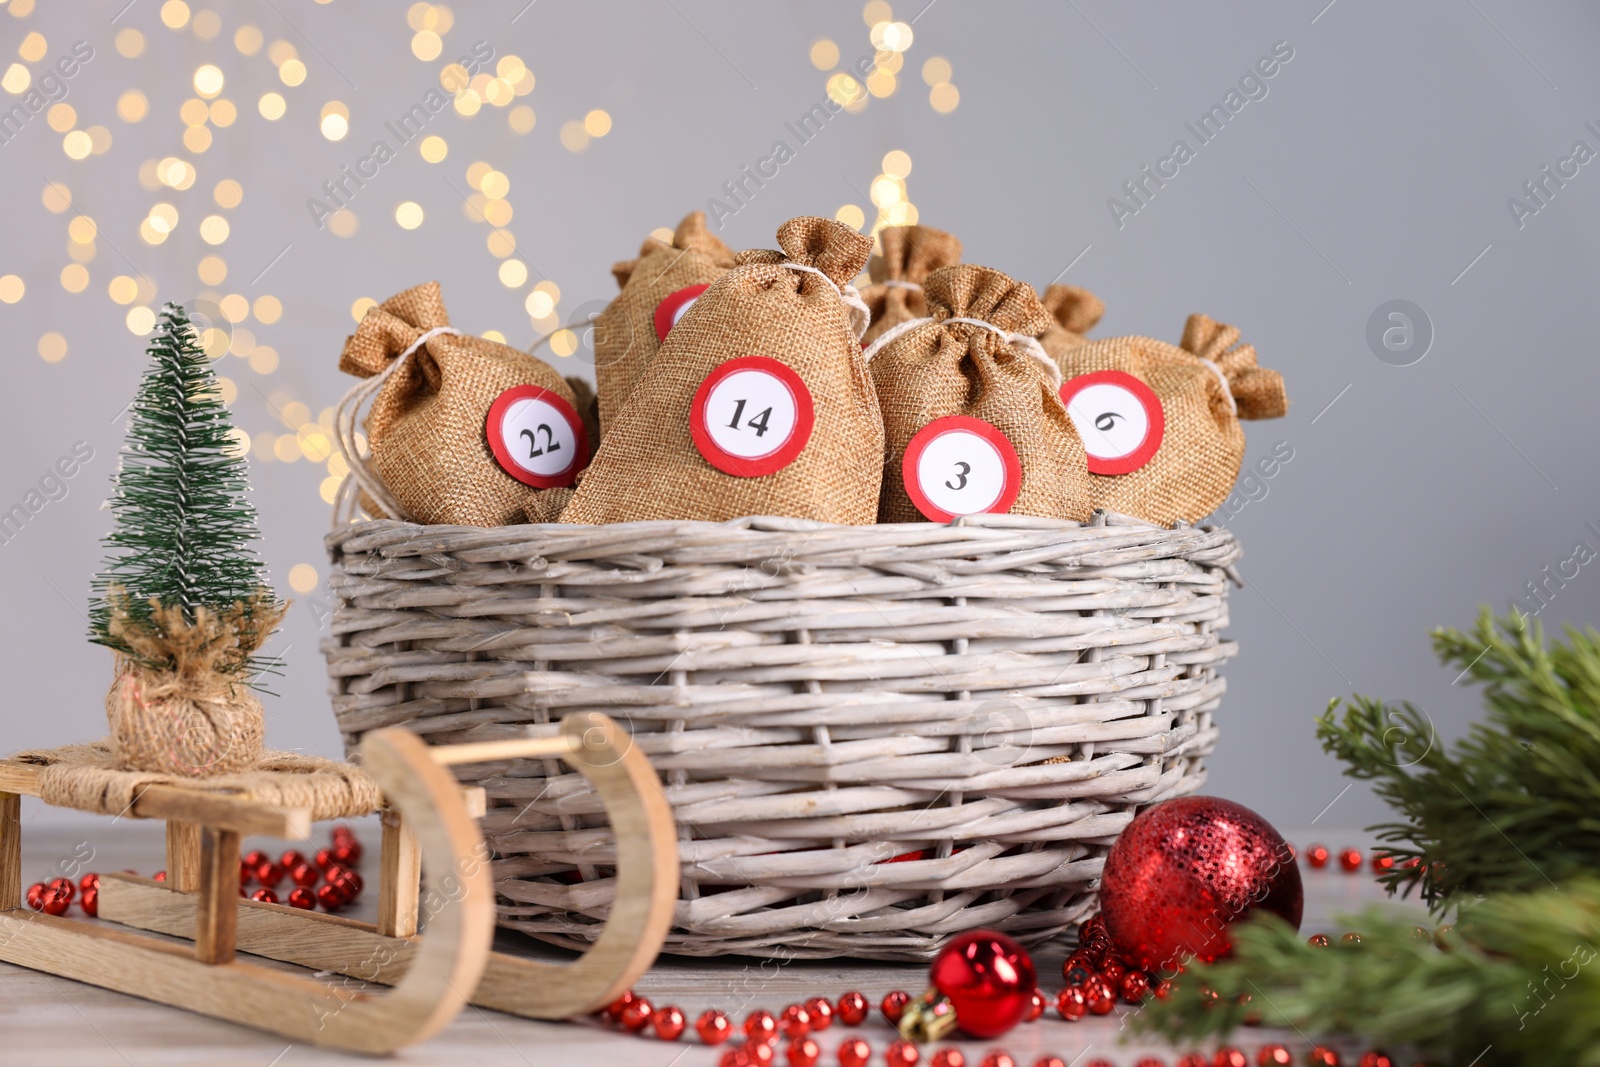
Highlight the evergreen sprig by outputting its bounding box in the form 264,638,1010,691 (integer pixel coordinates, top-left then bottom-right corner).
1316,610,1600,910
90,302,282,676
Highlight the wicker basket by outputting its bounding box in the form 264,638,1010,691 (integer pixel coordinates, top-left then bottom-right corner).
322,511,1240,961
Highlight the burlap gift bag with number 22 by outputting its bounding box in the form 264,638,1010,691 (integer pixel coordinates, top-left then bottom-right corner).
338,282,588,527
1052,314,1288,525
868,264,1093,524
563,217,882,524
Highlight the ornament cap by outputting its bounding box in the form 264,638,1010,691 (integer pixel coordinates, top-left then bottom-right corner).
897,990,958,1043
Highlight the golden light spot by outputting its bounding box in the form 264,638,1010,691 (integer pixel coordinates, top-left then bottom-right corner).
38,332,67,363
496,55,525,80
273,434,301,463
876,49,904,74
862,1,892,25
67,240,95,265
18,32,47,62
115,28,145,58
127,307,156,334
191,9,221,39
486,229,516,258
228,326,254,355
234,24,263,55
465,161,491,188
149,203,178,234
463,193,487,222
183,125,212,152
524,290,553,319
479,169,509,199
866,69,896,97
394,201,424,229
87,126,112,152
179,98,209,126
160,157,195,189
328,209,358,237
224,426,249,458
320,105,349,141
551,330,579,357
870,175,903,207
68,216,96,243
161,1,191,30
584,109,612,137
498,260,527,288
248,345,279,374
209,99,236,126
117,89,148,122
219,293,249,322
62,130,92,159
886,200,917,225
350,297,377,322
215,377,237,406
267,40,297,66
482,199,511,226
644,227,671,244
508,105,535,134
279,400,309,428
279,59,306,87
922,56,951,86
197,256,226,285
453,90,480,117
258,92,286,120
59,264,89,293
107,275,138,304
0,275,24,303
252,433,275,462
438,62,469,94
319,476,341,504
134,275,158,303
137,160,161,190
419,134,447,162
2,63,30,95
431,4,454,32
8,0,34,18
41,182,70,213
407,2,436,31
827,73,865,109
483,78,513,107
870,20,913,52
200,214,230,244
139,219,167,245
253,295,282,323
511,67,534,96
213,179,243,208
559,121,589,152
411,30,442,61
810,39,839,70
929,81,959,113
327,451,350,480
882,150,912,179
194,64,224,97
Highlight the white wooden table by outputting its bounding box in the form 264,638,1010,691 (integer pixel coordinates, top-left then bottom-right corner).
0,811,1425,1066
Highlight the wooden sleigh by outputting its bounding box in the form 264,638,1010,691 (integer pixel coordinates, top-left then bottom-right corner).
0,711,677,1055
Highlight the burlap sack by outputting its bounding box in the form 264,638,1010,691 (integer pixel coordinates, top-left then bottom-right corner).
594,211,737,431
1052,313,1287,525
1036,284,1105,357
565,374,602,455
860,225,963,346
338,282,586,527
868,264,1093,524
562,217,883,525
106,659,264,777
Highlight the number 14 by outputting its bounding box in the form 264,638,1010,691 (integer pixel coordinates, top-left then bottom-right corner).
727,398,772,437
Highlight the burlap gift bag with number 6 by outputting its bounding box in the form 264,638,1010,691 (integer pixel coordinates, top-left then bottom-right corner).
1036,283,1106,358
594,210,737,432
868,264,1093,524
337,282,587,527
859,224,963,346
562,216,882,525
1051,313,1288,525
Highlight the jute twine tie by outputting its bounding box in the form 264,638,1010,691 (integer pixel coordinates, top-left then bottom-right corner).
864,314,1063,388
781,261,871,341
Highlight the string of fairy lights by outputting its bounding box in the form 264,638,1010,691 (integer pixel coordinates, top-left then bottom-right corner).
4,0,957,596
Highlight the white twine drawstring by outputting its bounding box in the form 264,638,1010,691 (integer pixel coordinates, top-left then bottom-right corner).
1196,356,1238,415
861,315,1062,389
780,262,871,342
879,279,923,292
331,324,460,527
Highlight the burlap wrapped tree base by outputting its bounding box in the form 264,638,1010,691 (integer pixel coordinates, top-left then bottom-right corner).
106,660,265,778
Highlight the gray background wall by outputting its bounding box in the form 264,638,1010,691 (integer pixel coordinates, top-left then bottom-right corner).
3,0,1597,832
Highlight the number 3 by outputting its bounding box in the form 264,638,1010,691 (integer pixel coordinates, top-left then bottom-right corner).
945,461,970,491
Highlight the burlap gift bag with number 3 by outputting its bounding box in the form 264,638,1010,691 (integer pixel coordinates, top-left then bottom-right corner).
562,216,883,525
867,264,1093,524
337,282,588,527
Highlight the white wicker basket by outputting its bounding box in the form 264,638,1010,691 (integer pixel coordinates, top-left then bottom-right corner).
322,511,1239,960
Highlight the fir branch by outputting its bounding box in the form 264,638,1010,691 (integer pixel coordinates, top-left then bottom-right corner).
1316,610,1600,910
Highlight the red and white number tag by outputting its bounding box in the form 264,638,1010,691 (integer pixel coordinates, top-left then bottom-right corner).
653,284,710,342
690,356,814,477
1058,370,1165,476
902,416,1022,522
485,385,588,488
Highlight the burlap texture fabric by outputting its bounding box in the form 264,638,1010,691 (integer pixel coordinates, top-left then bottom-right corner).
340,282,579,526
1036,284,1106,357
860,225,963,346
562,217,883,525
870,264,1093,524
105,660,264,777
594,211,736,431
13,740,382,821
523,486,574,523
1055,314,1288,525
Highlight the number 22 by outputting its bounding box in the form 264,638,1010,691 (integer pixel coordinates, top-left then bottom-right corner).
520,424,560,458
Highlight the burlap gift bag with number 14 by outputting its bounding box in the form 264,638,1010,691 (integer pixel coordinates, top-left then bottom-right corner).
562,216,882,525
1051,313,1288,525
336,282,588,527
594,210,737,432
867,264,1093,524
859,224,963,346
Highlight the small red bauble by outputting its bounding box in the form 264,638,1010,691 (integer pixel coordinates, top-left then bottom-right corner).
1033,1059,1067,1067
924,929,1038,1039
604,991,633,1020
78,873,99,893
881,990,910,1023
652,1004,686,1041
243,850,267,869
280,850,307,871
152,870,166,882
697,1009,733,1045
1023,988,1046,1021
1338,848,1363,872
885,1039,920,1066
1256,1045,1291,1066
1084,1061,1116,1067
314,848,337,871
47,877,75,902
240,863,254,887
1099,796,1303,972
79,887,98,917
1305,844,1330,869
744,1009,778,1043
1134,1059,1166,1067
1213,1049,1248,1067
1154,978,1174,1000
25,883,45,911
1309,1049,1341,1067
291,862,319,888
333,839,362,864
979,1053,1015,1067
1341,932,1364,946
1099,957,1125,984
315,883,345,911
251,888,279,904
750,1039,779,1065
1056,986,1086,1021
620,996,654,1032
786,1037,821,1067
779,1003,810,1038
836,1038,870,1067
1357,1054,1392,1067
1083,976,1116,1016
1175,1055,1209,1067
931,1051,966,1067
256,861,284,888
1119,970,1150,1003
836,991,869,1026
41,887,70,916
331,823,354,839
288,887,316,910
1307,933,1332,947
332,867,364,896
720,1047,752,1067
1371,853,1395,873
803,997,833,1031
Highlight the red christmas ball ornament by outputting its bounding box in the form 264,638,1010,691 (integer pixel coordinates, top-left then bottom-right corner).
801,997,832,1031
152,870,166,882
899,930,1037,1042
1034,1058,1068,1067
1056,986,1086,1021
47,877,75,903
256,861,284,888
1098,796,1303,972
1023,988,1046,1021
315,883,346,911
280,849,308,871
786,1037,821,1067
25,883,45,911
836,1038,870,1067
885,1039,920,1066
980,1052,1015,1067
744,1009,778,1044
1338,847,1363,872
652,1004,686,1041
288,887,316,910
41,886,71,916
1305,844,1330,869
620,996,654,1032
931,1051,966,1067
251,888,279,905
78,873,99,894
1257,1045,1291,1066
696,1009,733,1045
1213,1049,1248,1067
243,849,268,869
79,886,98,917
836,991,869,1026
291,862,320,888
881,990,910,1023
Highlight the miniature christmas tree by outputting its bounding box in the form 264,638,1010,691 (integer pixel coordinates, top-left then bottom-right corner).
90,302,284,776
